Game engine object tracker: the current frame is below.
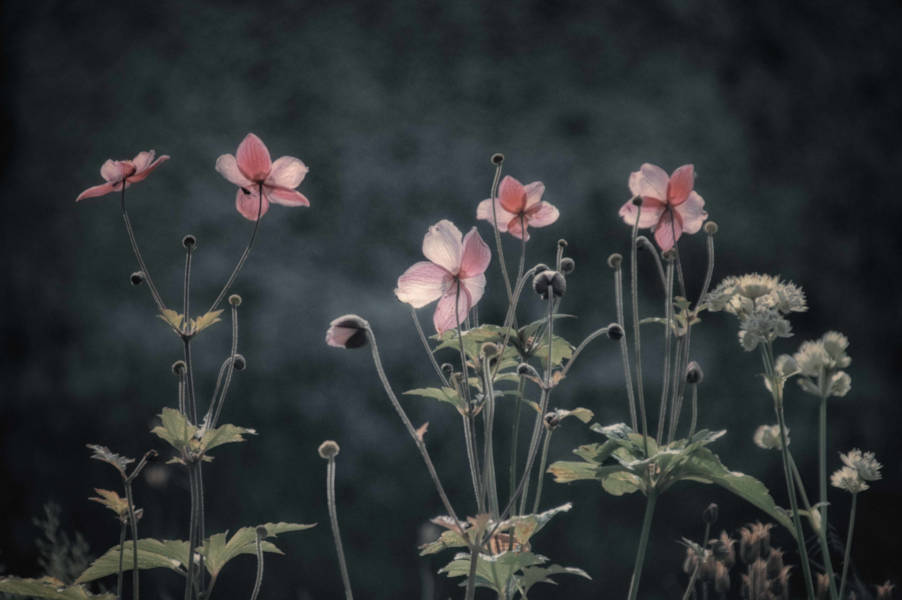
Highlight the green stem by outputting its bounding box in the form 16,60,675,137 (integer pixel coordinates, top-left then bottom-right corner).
629,206,649,454
790,456,838,600
464,551,480,600
487,159,512,303
123,482,139,600
613,263,639,431
626,490,657,600
531,429,553,514
184,467,197,600
838,492,857,600
207,182,263,314
249,528,265,600
116,520,127,600
482,357,499,517
819,395,829,527
656,259,675,444
326,459,354,600
119,188,167,313
508,377,524,516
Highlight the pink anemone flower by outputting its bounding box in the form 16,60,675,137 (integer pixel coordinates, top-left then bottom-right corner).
618,163,708,251
215,133,310,221
75,151,169,201
476,175,559,240
395,220,491,334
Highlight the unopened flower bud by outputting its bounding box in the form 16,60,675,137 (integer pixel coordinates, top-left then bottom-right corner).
182,234,197,249
325,314,369,349
559,257,575,274
662,249,677,262
607,253,623,269
480,342,499,359
543,411,562,430
607,323,624,340
255,525,268,538
130,271,145,286
533,263,549,274
704,221,719,235
232,354,246,371
318,440,340,459
533,270,566,300
686,361,704,384
631,196,643,206
441,363,455,377
228,294,242,307
171,360,187,376
490,153,504,165
517,363,541,380
703,502,719,525
557,238,568,249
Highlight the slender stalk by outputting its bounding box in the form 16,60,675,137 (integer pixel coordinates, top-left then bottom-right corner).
656,259,675,444
613,262,639,431
207,183,264,314
819,395,829,527
559,325,613,379
838,492,858,600
482,357,499,517
487,158,513,303
681,521,710,600
183,240,193,330
531,428,553,514
183,339,198,424
116,520,127,600
635,236,666,290
696,229,716,309
681,563,700,600
123,482,140,600
667,335,686,443
119,188,167,313
627,490,657,600
462,414,485,513
629,204,650,452
464,550,480,600
365,327,461,524
249,528,266,600
184,467,197,600
508,377,525,515
326,458,354,600
454,284,484,512
209,304,241,428
410,307,449,386
790,456,838,600
687,383,699,439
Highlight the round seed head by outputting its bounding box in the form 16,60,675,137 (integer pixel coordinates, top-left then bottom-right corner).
480,342,499,359
704,221,719,235
182,234,197,249
130,271,145,286
560,257,575,274
533,270,566,300
607,323,624,340
318,440,340,459
607,253,623,269
228,294,243,307
686,361,704,384
631,196,643,206
171,360,187,376
490,153,504,165
232,354,247,371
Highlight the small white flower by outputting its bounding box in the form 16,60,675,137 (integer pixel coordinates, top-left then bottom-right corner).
753,424,788,450
840,449,882,481
831,466,869,493
738,309,792,352
792,331,852,398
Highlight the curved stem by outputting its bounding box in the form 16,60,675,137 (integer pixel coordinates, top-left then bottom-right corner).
838,492,858,600
209,304,240,429
629,210,649,453
790,456,838,600
207,183,264,314
120,188,167,313
626,490,657,600
455,284,484,513
560,325,613,379
184,467,198,600
326,458,354,600
696,231,716,309
487,160,513,303
482,357,499,517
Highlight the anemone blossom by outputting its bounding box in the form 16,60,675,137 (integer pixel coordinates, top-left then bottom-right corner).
75,151,169,201
476,175,559,240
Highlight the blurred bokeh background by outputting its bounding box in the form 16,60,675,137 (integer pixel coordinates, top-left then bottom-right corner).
2,1,901,598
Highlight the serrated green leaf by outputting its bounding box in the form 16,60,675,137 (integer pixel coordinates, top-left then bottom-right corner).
547,461,601,483
496,503,572,546
601,471,643,496
76,539,189,583
0,577,115,600
518,563,591,595
201,423,257,452
554,407,593,424
150,407,195,452
532,335,574,368
190,310,223,334
431,325,518,361
86,444,133,478
404,387,466,412
202,522,315,578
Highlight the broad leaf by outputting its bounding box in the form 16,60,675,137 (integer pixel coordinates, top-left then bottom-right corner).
76,539,189,583
404,387,466,413
201,522,314,577
518,563,591,596
0,577,114,600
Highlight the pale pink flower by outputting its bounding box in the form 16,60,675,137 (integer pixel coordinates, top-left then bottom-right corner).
476,175,559,240
618,163,708,251
325,314,369,349
75,150,169,201
215,133,310,221
395,220,491,333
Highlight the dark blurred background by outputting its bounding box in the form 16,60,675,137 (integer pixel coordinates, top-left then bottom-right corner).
2,1,901,598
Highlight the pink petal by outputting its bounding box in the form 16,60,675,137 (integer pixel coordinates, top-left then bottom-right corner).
674,191,707,234
215,154,253,187
618,197,665,228
476,198,514,231
523,181,546,210
100,160,132,183
422,220,463,274
236,133,272,182
667,164,695,206
498,175,527,214
235,187,270,221
461,273,486,308
628,163,669,202
459,228,491,278
128,154,169,183
653,209,683,251
266,156,308,188
526,201,559,228
131,150,156,172
75,181,117,202
266,186,310,207
395,261,451,308
433,283,472,334
506,216,530,241
325,315,368,349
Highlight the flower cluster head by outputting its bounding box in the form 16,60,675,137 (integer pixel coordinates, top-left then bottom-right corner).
793,331,852,398
395,220,491,333
215,133,309,221
832,449,881,493
476,175,559,240
76,150,169,201
618,163,708,251
753,424,788,450
705,274,807,351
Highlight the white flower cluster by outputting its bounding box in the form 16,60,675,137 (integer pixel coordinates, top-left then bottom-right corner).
753,424,788,450
831,448,882,493
705,274,807,351
792,331,852,398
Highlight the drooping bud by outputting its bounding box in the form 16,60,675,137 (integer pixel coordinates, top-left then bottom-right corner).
559,257,575,274
182,234,197,249
480,342,499,359
228,294,242,307
533,263,549,274
533,270,566,300
490,153,504,165
255,525,268,539
557,238,568,249
703,502,719,525
440,363,455,378
325,314,369,349
607,323,624,340
516,363,541,380
607,253,623,269
171,360,187,376
686,361,704,384
318,440,340,459
704,221,719,235
543,411,562,430
232,354,247,371
130,271,145,286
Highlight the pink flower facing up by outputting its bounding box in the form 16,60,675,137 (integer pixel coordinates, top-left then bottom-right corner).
215,133,310,221
618,163,708,251
75,151,169,201
395,220,491,334
476,175,559,240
